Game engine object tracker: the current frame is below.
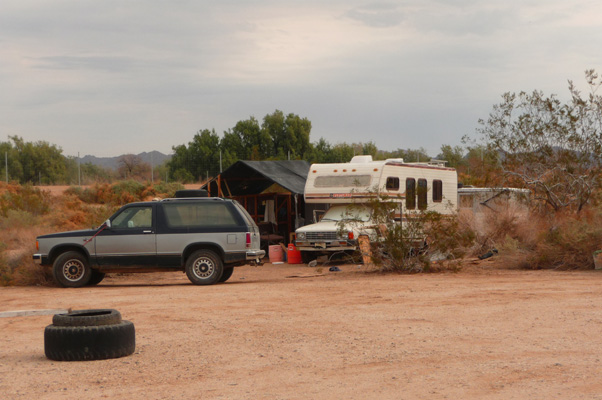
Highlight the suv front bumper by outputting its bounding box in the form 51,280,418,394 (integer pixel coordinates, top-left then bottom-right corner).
33,254,48,265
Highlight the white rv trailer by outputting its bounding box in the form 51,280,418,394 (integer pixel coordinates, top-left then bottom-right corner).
295,155,458,260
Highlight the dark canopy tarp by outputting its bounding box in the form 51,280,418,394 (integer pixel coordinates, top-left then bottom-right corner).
202,160,310,196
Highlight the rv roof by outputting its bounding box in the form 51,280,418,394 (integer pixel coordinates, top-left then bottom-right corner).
349,155,374,163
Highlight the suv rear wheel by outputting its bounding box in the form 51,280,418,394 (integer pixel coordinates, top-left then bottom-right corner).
53,251,92,288
185,250,223,285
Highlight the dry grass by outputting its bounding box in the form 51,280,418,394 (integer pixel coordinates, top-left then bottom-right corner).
461,203,602,270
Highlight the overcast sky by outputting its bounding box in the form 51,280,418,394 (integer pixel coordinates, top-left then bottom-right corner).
1,1,601,158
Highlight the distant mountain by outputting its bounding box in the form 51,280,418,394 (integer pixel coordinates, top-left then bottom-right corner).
79,151,171,170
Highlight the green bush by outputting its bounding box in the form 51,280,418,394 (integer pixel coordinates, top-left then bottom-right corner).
0,184,49,217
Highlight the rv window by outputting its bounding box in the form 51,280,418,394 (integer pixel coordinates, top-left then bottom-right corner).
386,177,400,191
433,180,443,202
406,178,416,210
418,179,428,210
314,175,371,188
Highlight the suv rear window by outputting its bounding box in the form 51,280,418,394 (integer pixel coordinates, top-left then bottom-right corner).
163,202,238,227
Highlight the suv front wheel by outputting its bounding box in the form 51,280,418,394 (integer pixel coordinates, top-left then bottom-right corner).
185,250,223,285
53,251,92,288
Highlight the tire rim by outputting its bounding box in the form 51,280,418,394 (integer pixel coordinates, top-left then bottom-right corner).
63,259,85,281
192,257,215,279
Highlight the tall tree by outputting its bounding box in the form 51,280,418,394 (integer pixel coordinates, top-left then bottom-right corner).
117,154,150,180
2,136,69,184
168,129,222,182
477,69,602,212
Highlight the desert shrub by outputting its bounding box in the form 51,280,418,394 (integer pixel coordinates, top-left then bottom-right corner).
64,185,97,203
345,196,476,273
467,203,538,256
530,210,602,269
0,242,10,286
46,197,117,230
0,183,50,217
0,209,40,229
142,182,184,199
0,246,52,287
112,180,145,204
467,204,602,269
65,180,150,205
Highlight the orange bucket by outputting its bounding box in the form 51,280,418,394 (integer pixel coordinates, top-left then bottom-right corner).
287,243,302,264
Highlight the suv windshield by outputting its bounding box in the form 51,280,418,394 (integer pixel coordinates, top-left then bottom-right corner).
112,206,153,228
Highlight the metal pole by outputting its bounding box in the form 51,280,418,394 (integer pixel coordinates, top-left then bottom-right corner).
5,152,7,183
220,150,222,173
151,153,154,183
78,152,81,186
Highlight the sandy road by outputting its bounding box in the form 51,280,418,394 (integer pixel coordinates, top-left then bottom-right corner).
1,263,602,399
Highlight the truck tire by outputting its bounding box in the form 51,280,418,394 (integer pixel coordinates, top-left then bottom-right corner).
219,267,234,282
44,320,136,361
185,250,223,285
52,309,122,327
52,251,92,288
88,270,106,286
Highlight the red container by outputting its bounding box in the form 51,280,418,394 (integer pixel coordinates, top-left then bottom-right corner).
287,243,302,264
269,245,283,263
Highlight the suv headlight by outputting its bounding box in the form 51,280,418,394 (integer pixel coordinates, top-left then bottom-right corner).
297,232,306,240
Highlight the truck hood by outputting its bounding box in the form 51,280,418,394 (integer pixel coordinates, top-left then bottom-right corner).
296,220,375,234
296,220,340,233
37,228,99,240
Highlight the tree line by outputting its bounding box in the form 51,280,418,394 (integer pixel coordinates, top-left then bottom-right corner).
3,70,602,214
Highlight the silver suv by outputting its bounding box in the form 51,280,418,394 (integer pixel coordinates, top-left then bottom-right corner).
33,196,265,287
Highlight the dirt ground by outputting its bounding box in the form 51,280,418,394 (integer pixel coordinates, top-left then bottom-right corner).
1,262,602,400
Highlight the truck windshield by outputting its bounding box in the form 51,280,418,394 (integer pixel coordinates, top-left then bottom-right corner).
321,205,371,222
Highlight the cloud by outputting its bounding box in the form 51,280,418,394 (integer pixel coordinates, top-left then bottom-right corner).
345,3,405,28
1,0,602,158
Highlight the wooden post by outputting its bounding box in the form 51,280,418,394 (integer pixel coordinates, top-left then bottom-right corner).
358,235,372,267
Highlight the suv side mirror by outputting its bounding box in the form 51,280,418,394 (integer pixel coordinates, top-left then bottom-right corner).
104,219,112,229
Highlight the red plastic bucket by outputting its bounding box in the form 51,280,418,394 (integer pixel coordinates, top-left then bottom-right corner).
269,245,283,263
287,244,302,264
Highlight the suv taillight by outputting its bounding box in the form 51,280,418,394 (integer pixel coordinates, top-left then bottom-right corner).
246,232,251,248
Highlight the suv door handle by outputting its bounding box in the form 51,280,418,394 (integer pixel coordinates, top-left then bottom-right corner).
143,230,153,234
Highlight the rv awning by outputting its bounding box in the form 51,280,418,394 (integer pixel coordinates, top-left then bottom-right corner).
202,160,310,196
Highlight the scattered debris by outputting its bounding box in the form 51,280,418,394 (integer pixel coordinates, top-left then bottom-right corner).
478,249,499,260
0,309,70,318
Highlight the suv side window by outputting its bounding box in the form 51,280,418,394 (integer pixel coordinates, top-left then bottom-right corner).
163,202,238,227
112,206,153,229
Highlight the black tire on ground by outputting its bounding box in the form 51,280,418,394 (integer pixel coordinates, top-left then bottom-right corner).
52,309,122,327
219,267,234,283
52,251,92,288
88,270,106,286
185,250,223,285
44,320,135,361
